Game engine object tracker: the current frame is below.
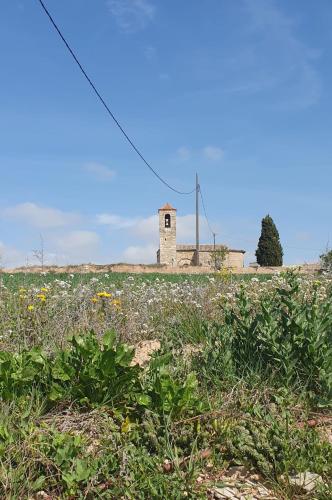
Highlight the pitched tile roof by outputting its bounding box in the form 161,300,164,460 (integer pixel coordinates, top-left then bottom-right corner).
176,244,245,253
158,203,177,211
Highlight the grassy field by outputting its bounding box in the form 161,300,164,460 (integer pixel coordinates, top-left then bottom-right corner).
0,270,331,498
0,270,272,289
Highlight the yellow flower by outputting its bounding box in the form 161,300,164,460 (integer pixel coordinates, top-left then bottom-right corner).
27,305,34,311
112,299,121,308
97,291,112,298
121,416,132,433
37,294,46,302
91,297,98,303
40,287,48,292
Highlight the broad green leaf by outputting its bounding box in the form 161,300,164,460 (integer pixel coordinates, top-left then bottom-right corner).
103,330,116,350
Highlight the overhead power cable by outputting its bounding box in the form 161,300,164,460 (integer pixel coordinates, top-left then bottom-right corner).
200,186,321,256
36,0,195,196
199,185,216,238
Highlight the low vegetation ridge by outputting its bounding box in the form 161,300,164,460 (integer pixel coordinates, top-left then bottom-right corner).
1,261,321,275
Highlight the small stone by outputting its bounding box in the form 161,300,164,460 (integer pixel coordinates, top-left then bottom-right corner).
225,465,248,478
257,486,271,496
288,472,323,492
213,486,240,499
245,480,257,487
35,493,52,500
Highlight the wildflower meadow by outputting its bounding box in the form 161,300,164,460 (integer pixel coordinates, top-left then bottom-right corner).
0,270,331,498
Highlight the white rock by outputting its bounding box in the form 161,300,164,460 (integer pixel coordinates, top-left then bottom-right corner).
288,472,323,492
213,486,240,499
257,485,271,496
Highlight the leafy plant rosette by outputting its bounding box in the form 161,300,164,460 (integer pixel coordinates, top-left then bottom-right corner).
0,347,51,401
0,331,203,420
48,330,143,407
0,331,145,410
145,352,204,418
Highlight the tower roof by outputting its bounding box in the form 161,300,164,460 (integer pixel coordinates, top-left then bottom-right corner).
158,203,177,211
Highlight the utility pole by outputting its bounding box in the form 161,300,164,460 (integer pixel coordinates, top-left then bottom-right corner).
195,172,200,266
213,232,216,270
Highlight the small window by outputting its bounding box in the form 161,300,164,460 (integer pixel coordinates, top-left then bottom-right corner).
165,214,171,228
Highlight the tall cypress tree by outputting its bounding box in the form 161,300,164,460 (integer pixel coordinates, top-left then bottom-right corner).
256,215,283,266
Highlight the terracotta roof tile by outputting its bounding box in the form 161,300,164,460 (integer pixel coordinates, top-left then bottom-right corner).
158,203,177,211
176,244,245,253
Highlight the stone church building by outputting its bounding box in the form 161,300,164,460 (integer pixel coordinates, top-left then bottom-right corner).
156,203,245,268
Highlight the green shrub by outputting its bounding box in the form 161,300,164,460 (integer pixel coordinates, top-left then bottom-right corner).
193,273,332,405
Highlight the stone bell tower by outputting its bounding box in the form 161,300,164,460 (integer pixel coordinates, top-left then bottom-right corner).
157,203,177,266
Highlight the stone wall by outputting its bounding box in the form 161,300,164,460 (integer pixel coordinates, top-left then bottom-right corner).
3,263,321,275
176,249,244,268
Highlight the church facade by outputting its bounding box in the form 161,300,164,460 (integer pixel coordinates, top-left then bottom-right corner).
156,203,245,269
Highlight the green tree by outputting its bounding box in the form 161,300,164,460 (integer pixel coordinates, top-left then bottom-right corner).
320,249,332,274
256,215,283,266
210,245,229,270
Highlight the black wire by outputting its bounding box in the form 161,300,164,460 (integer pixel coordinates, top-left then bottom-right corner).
36,0,196,196
200,187,320,254
199,186,216,237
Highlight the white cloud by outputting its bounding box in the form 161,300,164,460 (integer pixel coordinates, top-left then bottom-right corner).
97,212,157,239
175,145,224,163
203,146,224,162
0,241,25,268
96,213,137,228
0,206,219,267
177,215,212,242
176,146,191,162
122,244,157,263
0,240,58,269
83,163,116,181
2,203,80,229
119,213,215,263
52,231,101,264
98,211,213,245
242,0,322,108
144,45,157,61
54,231,100,252
132,215,158,241
107,0,155,33
295,231,312,242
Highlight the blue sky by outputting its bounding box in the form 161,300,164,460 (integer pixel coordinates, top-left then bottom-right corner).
0,0,331,267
